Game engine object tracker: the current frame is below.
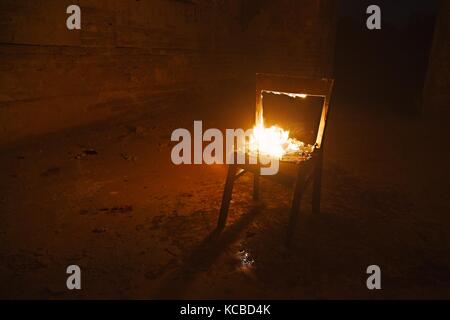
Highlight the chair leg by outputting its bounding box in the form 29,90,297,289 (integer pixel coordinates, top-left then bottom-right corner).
217,164,237,230
312,153,323,215
253,172,260,201
286,168,305,246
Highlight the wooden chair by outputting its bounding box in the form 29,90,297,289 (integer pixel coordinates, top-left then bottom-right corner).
217,73,334,245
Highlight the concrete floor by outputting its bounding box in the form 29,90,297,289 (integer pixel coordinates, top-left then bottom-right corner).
1,91,450,299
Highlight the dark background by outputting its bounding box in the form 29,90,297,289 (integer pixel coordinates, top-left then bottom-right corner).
334,0,439,112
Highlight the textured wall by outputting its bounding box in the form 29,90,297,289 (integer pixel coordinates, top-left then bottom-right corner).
0,0,337,146
424,0,450,111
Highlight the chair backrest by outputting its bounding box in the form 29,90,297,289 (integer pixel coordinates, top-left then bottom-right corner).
256,73,334,149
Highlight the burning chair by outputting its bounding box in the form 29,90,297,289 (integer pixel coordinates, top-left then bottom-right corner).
217,73,334,245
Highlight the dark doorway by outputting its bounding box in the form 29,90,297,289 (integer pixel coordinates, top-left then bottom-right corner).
333,0,439,113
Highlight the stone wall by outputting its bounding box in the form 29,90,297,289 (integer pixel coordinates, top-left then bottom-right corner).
0,0,337,146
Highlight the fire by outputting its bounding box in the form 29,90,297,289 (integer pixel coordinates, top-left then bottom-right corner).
262,90,307,99
247,91,311,160
248,119,305,159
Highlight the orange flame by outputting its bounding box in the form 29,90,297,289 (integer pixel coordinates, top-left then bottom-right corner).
248,119,305,159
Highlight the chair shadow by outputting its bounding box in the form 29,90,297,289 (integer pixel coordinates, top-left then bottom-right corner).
153,205,262,298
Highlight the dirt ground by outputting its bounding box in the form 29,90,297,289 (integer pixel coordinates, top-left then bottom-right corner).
1,86,449,299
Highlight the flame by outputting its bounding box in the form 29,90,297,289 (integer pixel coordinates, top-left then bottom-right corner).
247,91,309,159
262,90,307,99
248,119,304,159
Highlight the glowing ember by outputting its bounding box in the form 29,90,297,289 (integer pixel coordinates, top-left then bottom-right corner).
262,90,307,99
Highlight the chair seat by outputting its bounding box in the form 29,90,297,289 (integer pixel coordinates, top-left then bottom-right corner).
235,150,318,188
